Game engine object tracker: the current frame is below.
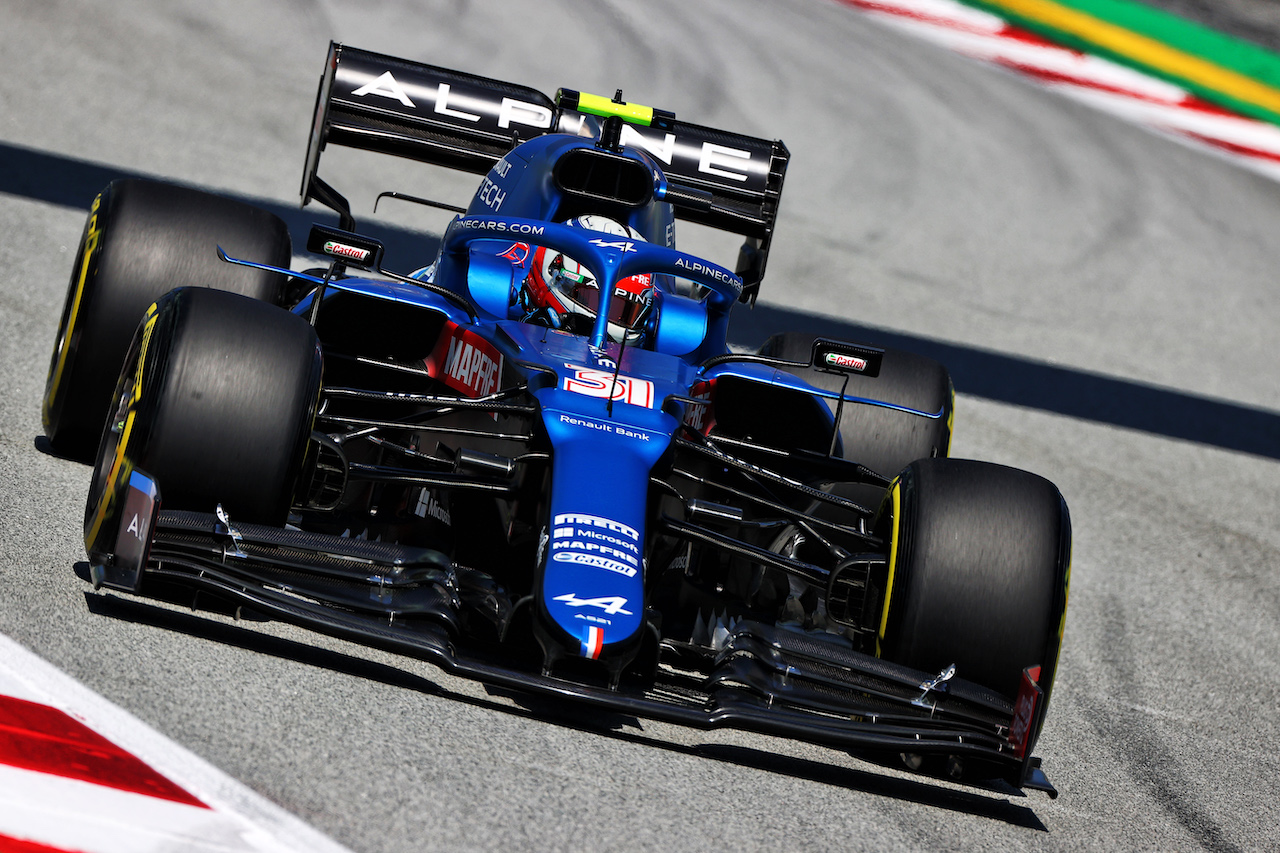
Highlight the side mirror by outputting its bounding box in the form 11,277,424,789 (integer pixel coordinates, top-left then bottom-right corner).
306,224,385,271
811,339,885,378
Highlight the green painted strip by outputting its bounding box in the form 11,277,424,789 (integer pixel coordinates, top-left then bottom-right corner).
1052,0,1280,84
961,0,1280,126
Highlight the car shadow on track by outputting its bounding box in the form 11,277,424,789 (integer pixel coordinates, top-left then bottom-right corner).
0,139,440,275
14,138,1270,461
729,303,1280,461
82,581,1048,829
34,435,78,462
81,584,450,694
487,684,1049,829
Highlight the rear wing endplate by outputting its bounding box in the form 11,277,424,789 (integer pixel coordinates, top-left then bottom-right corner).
300,42,789,301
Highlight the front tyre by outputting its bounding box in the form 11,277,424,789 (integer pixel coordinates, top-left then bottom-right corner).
877,458,1071,706
86,288,322,535
44,179,293,461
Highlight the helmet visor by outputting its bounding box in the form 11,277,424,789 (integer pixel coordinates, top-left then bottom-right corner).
566,280,649,328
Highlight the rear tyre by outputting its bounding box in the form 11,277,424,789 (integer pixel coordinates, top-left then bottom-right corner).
759,332,953,477
44,179,293,461
86,288,322,529
878,458,1071,704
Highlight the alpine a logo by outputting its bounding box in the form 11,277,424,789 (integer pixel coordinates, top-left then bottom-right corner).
589,238,638,253
824,352,868,372
323,240,371,262
552,593,633,616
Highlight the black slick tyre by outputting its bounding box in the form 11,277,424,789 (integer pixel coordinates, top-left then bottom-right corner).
44,179,293,461
87,288,322,529
877,458,1071,704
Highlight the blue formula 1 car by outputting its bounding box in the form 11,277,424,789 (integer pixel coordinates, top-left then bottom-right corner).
44,44,1071,795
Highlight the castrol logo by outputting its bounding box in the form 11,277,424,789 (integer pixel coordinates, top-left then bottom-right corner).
322,240,371,262
824,352,868,371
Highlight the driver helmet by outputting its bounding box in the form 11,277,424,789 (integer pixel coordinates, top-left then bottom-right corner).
522,214,653,343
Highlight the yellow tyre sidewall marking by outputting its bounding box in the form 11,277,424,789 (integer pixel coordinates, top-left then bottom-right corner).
44,193,103,426
1056,538,1072,650
876,479,904,657
943,383,955,457
84,305,158,550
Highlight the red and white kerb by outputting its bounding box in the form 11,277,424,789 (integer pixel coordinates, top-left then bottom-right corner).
0,634,353,853
839,0,1280,182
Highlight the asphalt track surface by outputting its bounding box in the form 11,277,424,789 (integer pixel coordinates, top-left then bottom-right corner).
1,1,1278,850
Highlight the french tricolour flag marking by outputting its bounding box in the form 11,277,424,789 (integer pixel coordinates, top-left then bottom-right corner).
582,626,604,660
840,0,1280,181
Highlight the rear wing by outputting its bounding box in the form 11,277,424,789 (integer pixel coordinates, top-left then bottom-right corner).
300,42,789,302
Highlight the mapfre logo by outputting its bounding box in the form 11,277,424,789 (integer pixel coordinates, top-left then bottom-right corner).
683,380,714,433
426,323,504,398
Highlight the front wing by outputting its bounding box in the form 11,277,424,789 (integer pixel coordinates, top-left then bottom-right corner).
88,467,1057,797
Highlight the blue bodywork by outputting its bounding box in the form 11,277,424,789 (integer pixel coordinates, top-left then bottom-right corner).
288,131,944,668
